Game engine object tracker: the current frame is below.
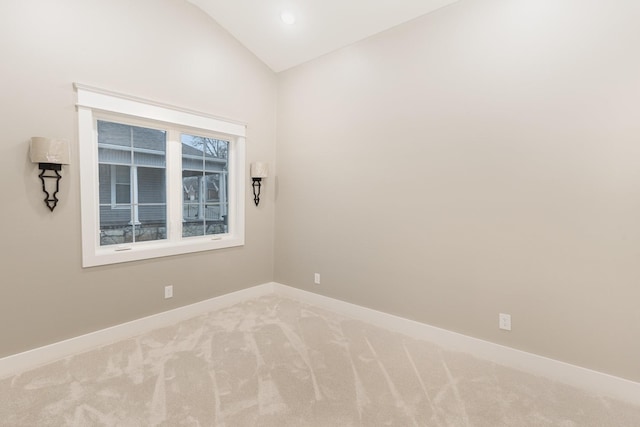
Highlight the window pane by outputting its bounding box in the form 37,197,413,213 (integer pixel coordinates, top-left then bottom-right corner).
99,206,133,245
181,134,229,237
132,126,165,152
98,120,167,246
138,167,165,204
98,164,112,204
97,121,133,147
114,165,131,204
99,147,131,164
136,206,167,242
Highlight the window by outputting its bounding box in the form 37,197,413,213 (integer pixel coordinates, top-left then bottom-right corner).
99,121,167,242
77,84,245,267
181,134,229,238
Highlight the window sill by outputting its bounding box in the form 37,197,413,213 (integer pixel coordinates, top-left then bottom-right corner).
83,234,244,267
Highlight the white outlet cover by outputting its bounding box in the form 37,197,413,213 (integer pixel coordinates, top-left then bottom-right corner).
499,313,511,331
164,285,173,299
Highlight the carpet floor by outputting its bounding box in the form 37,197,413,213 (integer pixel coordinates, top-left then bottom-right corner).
1,294,639,426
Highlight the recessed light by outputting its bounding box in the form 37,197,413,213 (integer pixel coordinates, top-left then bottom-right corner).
280,10,296,25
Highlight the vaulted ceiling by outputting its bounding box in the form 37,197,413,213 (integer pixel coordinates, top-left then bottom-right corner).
188,0,459,72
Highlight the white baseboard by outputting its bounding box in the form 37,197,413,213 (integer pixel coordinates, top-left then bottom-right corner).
1,281,638,407
0,283,275,380
271,282,640,406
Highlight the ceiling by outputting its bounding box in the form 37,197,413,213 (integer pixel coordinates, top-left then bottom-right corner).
187,0,459,72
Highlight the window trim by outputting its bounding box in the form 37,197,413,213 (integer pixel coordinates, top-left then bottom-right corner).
76,84,246,267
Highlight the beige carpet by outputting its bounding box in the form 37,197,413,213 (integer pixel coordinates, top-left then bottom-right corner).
1,294,639,426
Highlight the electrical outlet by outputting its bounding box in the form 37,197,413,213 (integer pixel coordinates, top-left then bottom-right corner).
314,273,321,285
164,285,173,299
499,313,511,331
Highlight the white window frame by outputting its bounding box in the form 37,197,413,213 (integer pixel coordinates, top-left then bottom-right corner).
76,84,246,267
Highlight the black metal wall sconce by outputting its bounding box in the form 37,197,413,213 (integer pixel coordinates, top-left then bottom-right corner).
30,137,70,212
250,162,269,206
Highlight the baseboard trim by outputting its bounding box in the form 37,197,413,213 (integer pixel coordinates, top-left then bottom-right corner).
0,283,275,380
1,281,638,406
271,282,640,406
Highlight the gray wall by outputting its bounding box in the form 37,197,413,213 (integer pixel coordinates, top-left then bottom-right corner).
275,0,640,382
0,0,276,357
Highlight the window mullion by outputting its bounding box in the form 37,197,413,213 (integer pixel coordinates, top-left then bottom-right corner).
166,130,182,241
110,165,116,208
131,166,139,226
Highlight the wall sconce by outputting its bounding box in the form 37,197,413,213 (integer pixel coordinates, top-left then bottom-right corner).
250,162,269,206
30,137,70,212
